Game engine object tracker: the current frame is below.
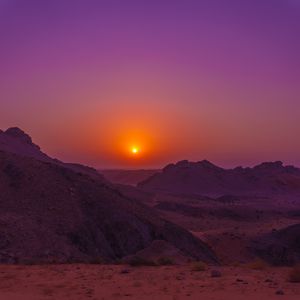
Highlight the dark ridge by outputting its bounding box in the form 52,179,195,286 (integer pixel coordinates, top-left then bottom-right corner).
138,159,300,197
0,133,219,264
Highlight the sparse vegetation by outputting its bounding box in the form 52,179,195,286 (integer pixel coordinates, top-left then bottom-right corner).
211,269,222,277
157,257,174,266
88,257,104,264
191,261,207,272
230,261,241,267
128,256,157,267
247,259,268,270
113,259,124,265
288,266,300,283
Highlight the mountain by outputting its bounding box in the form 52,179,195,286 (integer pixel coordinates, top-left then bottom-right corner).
0,127,218,264
101,169,159,186
138,159,300,197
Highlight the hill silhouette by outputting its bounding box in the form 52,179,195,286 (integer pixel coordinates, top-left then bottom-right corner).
0,127,218,264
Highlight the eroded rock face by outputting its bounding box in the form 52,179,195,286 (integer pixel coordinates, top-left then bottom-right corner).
251,224,300,266
0,128,218,265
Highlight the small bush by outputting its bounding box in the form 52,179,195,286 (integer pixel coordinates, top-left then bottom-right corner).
114,259,124,265
247,259,268,270
89,257,104,264
22,259,36,266
157,257,174,266
230,261,241,267
129,256,157,267
211,269,222,277
288,266,300,283
191,261,207,272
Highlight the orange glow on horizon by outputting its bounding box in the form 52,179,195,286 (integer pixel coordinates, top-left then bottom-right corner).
65,99,198,168
65,89,207,168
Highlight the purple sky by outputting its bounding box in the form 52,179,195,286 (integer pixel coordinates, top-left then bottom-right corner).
0,0,299,168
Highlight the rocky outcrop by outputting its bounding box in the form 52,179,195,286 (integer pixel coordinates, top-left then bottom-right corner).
0,127,104,180
251,224,300,266
4,127,38,147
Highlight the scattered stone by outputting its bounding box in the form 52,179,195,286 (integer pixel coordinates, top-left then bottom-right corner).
275,290,284,295
120,269,130,274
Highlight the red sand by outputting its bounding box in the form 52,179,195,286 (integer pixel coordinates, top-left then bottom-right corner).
0,264,299,300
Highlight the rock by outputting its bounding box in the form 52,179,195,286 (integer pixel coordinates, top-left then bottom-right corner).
252,224,300,266
275,290,284,295
120,269,130,274
211,270,222,278
5,127,34,145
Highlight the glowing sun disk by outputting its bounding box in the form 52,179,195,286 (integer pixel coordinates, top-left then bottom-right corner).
131,147,139,154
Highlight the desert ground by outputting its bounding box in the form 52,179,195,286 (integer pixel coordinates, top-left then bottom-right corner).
0,264,300,300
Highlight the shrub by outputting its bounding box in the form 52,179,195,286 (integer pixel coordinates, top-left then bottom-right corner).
288,266,300,283
129,256,157,267
247,259,268,270
157,257,174,266
191,261,207,272
113,259,124,265
89,257,104,264
211,269,222,277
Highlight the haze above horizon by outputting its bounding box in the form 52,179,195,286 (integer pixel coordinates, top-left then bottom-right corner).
0,0,299,168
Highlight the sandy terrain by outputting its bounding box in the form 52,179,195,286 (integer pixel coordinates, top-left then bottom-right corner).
0,264,299,300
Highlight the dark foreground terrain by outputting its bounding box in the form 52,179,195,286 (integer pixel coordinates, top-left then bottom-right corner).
1,128,300,299
0,127,217,264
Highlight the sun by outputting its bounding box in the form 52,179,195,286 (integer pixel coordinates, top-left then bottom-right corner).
131,147,139,154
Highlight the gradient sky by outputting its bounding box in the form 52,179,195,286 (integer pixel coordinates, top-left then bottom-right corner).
0,0,299,168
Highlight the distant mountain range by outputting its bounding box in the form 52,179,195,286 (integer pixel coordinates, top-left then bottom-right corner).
138,159,300,197
0,127,217,264
101,169,159,186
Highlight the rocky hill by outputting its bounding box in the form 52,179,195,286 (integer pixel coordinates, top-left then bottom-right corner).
0,127,218,264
